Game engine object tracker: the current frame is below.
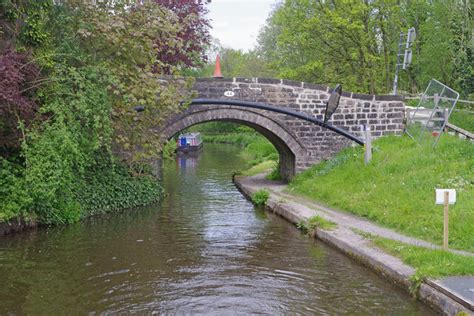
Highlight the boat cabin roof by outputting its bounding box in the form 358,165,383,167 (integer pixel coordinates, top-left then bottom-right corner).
178,132,201,139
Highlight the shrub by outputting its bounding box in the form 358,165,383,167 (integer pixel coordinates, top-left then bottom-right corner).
252,189,270,207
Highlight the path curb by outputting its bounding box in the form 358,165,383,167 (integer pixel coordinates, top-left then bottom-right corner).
234,175,473,315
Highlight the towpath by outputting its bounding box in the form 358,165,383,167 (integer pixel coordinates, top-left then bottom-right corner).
234,174,474,314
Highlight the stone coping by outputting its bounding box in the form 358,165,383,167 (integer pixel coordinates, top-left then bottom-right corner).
195,77,405,102
233,174,473,315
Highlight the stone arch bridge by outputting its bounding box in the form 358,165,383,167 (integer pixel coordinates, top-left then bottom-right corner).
159,78,405,180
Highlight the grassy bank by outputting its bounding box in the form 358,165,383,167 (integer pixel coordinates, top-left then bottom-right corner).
288,135,474,252
372,237,474,280
204,133,282,178
450,109,474,132
203,133,278,165
189,122,279,176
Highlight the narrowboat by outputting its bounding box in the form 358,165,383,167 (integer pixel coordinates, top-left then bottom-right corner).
176,132,203,154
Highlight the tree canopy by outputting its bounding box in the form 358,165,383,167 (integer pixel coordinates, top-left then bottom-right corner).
192,0,472,97
256,0,473,95
0,0,210,224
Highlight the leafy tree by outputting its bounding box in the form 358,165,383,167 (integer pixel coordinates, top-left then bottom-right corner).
256,0,473,96
219,48,276,78
185,38,276,78
0,49,40,156
55,1,196,169
154,0,211,72
23,65,114,224
0,0,53,156
0,0,209,224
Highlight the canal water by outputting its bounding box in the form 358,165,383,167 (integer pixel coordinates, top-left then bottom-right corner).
0,144,434,314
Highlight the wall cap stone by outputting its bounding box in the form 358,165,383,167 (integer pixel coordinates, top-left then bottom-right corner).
195,77,406,102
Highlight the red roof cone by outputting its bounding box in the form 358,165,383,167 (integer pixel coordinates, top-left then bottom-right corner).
213,54,223,78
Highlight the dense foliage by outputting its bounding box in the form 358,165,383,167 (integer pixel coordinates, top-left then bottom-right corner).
194,1,472,98
0,0,210,225
258,0,473,95
0,49,40,155
154,0,211,71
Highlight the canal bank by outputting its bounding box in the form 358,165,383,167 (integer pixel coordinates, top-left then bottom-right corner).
0,217,38,236
234,174,473,315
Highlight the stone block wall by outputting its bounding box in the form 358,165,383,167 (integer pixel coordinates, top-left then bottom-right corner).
192,78,405,173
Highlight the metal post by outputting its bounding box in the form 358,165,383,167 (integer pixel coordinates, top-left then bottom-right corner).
364,125,372,165
392,32,405,95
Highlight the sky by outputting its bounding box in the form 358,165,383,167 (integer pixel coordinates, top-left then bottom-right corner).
207,0,277,52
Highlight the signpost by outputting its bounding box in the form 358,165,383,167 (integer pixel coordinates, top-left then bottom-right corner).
435,189,456,250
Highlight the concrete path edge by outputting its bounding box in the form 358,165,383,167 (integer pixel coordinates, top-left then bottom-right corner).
234,175,473,316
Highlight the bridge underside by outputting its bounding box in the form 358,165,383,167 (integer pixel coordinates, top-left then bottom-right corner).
159,105,307,181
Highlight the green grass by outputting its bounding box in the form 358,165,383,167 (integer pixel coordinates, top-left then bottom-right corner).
371,237,474,280
289,134,474,252
307,215,337,230
203,132,279,172
240,160,276,176
449,109,474,132
297,215,337,234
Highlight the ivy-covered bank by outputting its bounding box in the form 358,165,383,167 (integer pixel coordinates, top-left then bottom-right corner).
0,1,210,226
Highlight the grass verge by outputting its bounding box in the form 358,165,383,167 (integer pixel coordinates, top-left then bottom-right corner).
371,237,474,281
288,134,474,252
203,132,279,176
449,109,474,132
241,160,276,176
297,215,337,234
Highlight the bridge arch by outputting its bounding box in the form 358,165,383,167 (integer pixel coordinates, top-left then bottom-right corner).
159,105,307,180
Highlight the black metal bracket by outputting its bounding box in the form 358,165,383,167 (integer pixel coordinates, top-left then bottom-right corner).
188,98,364,145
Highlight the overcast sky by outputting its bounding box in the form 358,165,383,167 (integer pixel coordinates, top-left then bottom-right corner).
207,0,277,52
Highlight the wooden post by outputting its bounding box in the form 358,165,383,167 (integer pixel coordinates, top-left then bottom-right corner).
364,125,372,165
443,191,449,250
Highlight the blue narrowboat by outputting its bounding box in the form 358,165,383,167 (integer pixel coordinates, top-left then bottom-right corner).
177,132,203,154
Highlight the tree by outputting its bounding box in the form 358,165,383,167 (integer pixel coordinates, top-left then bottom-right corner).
0,50,40,156
60,1,196,168
185,38,276,78
256,0,473,96
154,0,211,72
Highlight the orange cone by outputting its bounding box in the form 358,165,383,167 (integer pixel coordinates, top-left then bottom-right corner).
213,54,223,78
